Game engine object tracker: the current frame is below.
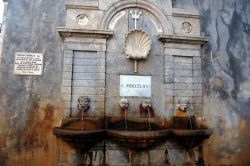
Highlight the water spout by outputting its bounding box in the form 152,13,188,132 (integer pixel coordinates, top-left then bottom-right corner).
119,98,129,131
77,96,90,130
140,98,153,131
174,98,195,129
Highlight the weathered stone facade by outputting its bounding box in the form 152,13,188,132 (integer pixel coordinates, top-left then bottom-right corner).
0,0,249,165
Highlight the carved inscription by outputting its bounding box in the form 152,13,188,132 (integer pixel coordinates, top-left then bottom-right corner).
13,52,43,75
108,11,125,29
120,75,151,97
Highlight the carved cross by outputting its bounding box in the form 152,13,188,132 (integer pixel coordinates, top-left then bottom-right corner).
130,10,142,29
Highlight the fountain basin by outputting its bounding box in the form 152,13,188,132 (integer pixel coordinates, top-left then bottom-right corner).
106,119,170,150
53,128,105,150
172,116,197,129
170,116,212,148
171,128,212,137
105,118,213,150
53,117,213,151
170,128,213,148
107,129,170,150
53,118,105,150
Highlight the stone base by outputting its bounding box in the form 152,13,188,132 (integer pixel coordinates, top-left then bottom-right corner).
58,142,204,166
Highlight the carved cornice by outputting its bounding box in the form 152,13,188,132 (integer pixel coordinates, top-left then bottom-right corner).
57,27,114,39
158,35,209,45
66,4,98,10
172,8,200,19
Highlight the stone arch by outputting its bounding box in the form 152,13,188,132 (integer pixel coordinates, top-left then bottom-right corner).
100,0,173,34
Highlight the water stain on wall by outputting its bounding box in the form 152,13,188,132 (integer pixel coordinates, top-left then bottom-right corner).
0,95,60,166
15,102,54,151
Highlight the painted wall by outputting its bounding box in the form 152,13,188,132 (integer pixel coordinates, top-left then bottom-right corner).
0,0,249,165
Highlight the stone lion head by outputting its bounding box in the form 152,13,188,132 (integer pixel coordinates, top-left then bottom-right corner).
176,98,191,112
77,96,90,112
142,98,152,109
119,98,129,111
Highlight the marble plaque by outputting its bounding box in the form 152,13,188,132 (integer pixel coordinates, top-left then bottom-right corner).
13,52,43,75
120,75,151,97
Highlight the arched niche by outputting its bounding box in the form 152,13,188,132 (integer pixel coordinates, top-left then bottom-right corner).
103,1,169,116
100,0,173,35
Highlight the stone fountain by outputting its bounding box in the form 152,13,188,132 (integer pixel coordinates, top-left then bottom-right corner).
53,97,106,151
53,118,106,150
53,0,212,165
106,98,171,151
105,98,212,151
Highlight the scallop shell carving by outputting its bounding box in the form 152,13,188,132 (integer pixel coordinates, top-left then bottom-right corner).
124,30,152,60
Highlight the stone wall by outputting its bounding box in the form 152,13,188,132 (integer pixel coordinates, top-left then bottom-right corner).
173,0,250,165
0,0,67,165
0,0,8,63
0,0,249,165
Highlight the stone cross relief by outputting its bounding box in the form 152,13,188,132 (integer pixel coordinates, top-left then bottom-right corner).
130,10,142,29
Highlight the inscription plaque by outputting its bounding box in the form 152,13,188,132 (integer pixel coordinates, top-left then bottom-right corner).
13,52,43,75
120,75,151,97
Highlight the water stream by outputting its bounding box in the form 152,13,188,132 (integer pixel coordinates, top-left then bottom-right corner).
187,111,193,130
147,108,151,131
81,110,84,130
124,110,128,131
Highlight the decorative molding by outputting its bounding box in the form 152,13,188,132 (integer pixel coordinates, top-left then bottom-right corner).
124,30,151,60
182,22,192,33
172,13,200,19
66,4,98,10
172,8,200,19
57,27,114,39
76,14,89,26
100,0,173,34
158,35,209,45
124,30,152,72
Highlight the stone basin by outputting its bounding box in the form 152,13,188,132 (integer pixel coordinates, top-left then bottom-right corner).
172,116,197,130
170,129,213,148
171,117,213,148
53,117,213,151
171,128,212,137
53,118,105,150
106,119,171,150
105,117,213,150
